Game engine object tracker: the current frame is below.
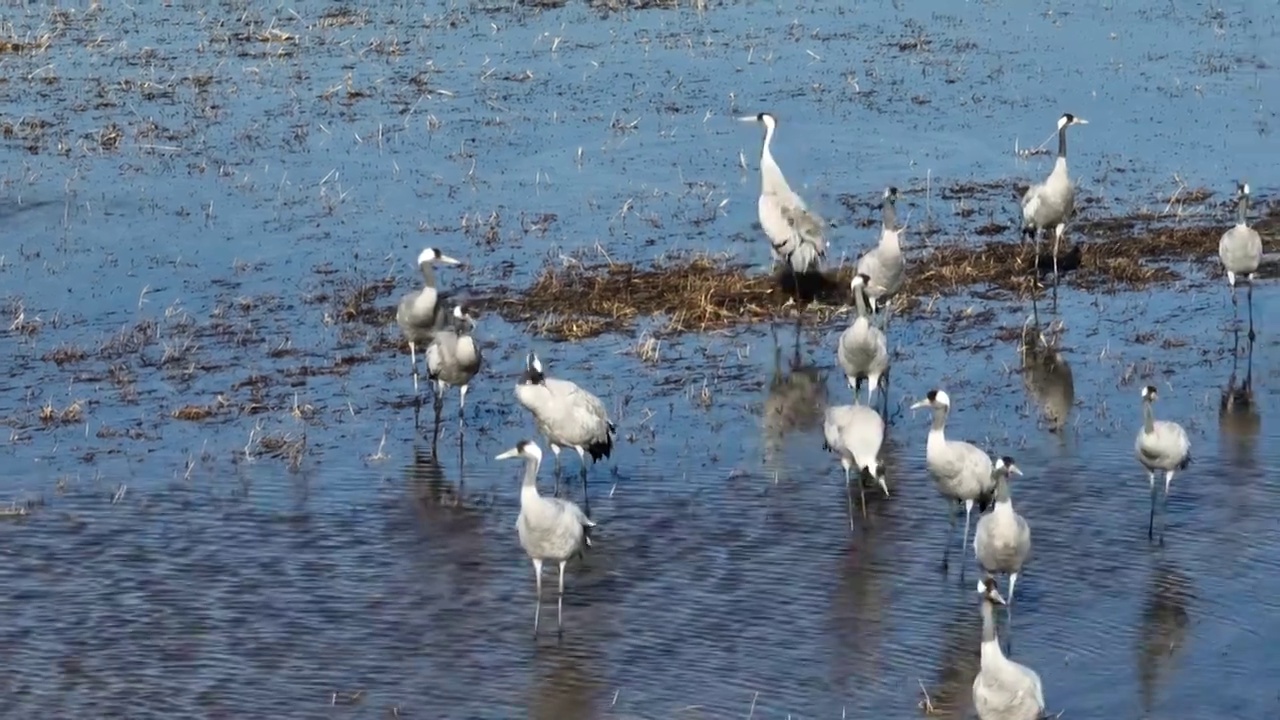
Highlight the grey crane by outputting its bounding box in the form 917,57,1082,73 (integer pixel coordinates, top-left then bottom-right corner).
515,351,616,511
822,403,889,526
497,440,595,637
1021,113,1088,285
837,273,890,409
911,389,996,572
972,577,1046,720
1136,385,1191,542
973,457,1031,604
856,186,906,323
426,303,484,435
396,247,462,398
1218,181,1263,341
739,112,827,292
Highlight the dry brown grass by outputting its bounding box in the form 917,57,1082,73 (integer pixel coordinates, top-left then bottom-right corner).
39,400,83,425
41,344,88,366
479,205,1278,340
333,276,397,325
483,253,846,340
172,405,215,421
0,33,53,55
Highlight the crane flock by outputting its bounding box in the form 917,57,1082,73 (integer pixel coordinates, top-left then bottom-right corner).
392,109,1258,716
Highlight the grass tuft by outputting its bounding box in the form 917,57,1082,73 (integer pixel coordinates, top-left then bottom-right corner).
474,204,1277,340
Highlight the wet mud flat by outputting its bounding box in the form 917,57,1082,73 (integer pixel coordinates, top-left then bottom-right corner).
2,0,1279,718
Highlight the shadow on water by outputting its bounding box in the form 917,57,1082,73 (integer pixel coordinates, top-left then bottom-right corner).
1220,328,1259,465
923,602,983,720
1137,561,1193,718
1021,317,1075,436
762,316,828,474
826,521,894,700
528,641,602,720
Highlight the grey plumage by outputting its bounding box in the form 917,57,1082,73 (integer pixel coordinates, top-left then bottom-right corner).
498,440,595,636
822,403,889,524
396,247,462,396
837,273,890,405
515,351,616,500
1219,181,1263,336
1135,385,1191,541
911,389,996,570
426,304,484,424
973,457,1032,602
856,186,906,315
739,112,827,274
973,577,1046,720
1021,113,1088,283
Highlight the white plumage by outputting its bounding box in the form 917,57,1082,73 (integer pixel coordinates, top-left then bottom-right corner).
498,440,595,636
911,389,996,569
973,578,1046,720
856,186,906,316
837,274,890,405
425,304,484,426
1135,385,1191,541
515,351,616,500
739,112,827,274
396,247,462,396
973,457,1032,602
822,403,888,523
1218,181,1263,339
1021,113,1087,283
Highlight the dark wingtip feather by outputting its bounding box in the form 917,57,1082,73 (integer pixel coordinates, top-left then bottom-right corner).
586,435,613,462
976,491,995,513
583,422,617,462
1178,452,1192,471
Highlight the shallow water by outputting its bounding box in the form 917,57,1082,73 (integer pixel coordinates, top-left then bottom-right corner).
1,0,1279,718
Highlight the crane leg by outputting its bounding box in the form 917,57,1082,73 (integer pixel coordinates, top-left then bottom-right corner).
1146,472,1157,541
1247,282,1256,342
557,560,567,637
532,558,543,637
959,499,974,582
941,500,959,572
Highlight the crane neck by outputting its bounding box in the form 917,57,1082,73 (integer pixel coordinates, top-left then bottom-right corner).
980,596,1001,646
419,261,438,289
931,405,950,433
1057,124,1068,159
758,122,792,197
881,196,898,232
521,455,541,491
762,120,776,159
992,472,1012,504
1142,400,1156,434
1237,193,1250,226
853,284,870,318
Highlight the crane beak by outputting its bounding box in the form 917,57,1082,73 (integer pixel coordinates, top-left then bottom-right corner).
1009,464,1024,477
909,399,931,410
438,254,462,265
736,115,757,123
1074,118,1089,125
495,448,519,461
